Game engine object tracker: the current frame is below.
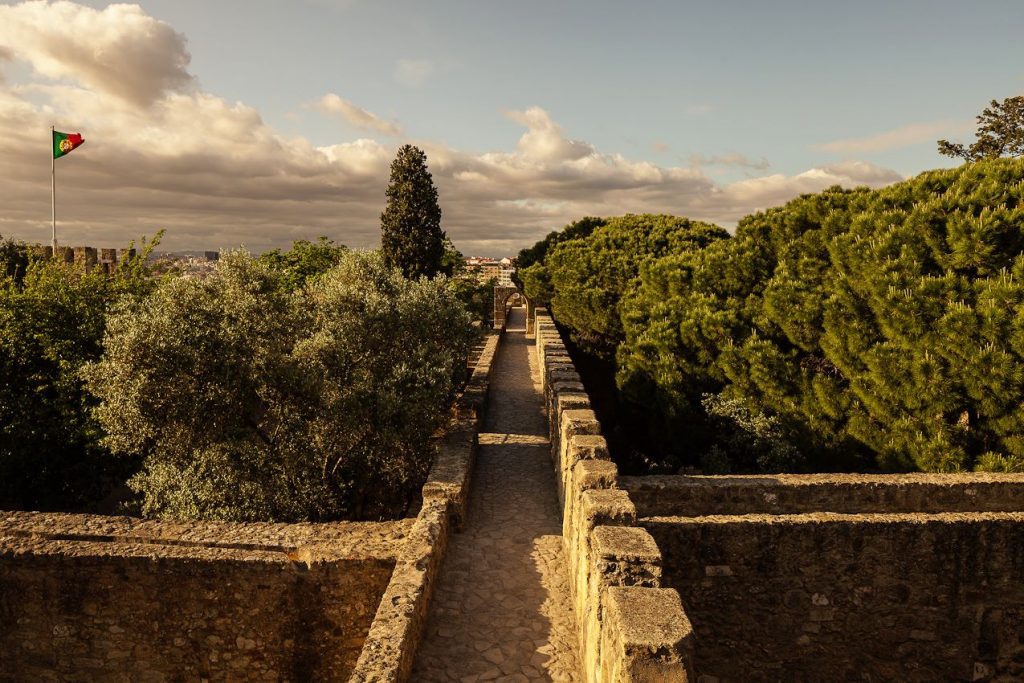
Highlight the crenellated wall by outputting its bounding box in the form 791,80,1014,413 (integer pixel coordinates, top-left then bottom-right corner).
534,308,692,682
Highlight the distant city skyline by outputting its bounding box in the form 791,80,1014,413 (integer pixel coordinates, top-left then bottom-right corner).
0,0,1021,256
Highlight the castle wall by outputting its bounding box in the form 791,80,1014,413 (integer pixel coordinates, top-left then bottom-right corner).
623,472,1024,517
0,512,407,681
534,309,692,682
644,511,1024,682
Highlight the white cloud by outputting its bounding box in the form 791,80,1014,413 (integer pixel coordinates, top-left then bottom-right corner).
690,152,770,171
394,58,435,87
0,1,193,107
316,93,402,136
0,2,908,257
813,120,974,154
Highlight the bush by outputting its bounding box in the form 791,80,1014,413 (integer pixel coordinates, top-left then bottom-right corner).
84,250,474,521
0,244,157,510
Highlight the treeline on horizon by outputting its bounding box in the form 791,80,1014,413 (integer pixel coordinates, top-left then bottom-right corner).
518,157,1024,475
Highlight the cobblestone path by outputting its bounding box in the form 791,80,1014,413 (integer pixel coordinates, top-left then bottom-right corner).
411,307,581,682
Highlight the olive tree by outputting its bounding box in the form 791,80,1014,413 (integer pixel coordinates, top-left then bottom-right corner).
84,249,474,521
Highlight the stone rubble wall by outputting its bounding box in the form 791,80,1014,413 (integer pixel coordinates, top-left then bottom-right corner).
350,329,501,682
644,510,1024,682
0,513,408,681
534,309,692,683
622,472,1024,517
0,331,503,683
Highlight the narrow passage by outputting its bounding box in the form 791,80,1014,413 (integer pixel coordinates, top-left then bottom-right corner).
411,306,581,682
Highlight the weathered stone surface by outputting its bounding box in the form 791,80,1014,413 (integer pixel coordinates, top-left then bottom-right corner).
591,526,662,588
600,587,692,682
622,472,1024,517
0,520,401,681
645,511,1024,682
411,306,581,681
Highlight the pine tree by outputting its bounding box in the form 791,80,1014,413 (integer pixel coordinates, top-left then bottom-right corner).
380,144,445,279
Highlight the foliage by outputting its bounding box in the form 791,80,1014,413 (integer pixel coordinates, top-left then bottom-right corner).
0,236,160,510
258,236,348,290
938,96,1024,161
513,216,606,295
380,144,446,279
84,250,474,522
439,235,464,277
525,159,1024,474
539,214,728,358
0,234,31,282
699,393,803,474
450,275,497,327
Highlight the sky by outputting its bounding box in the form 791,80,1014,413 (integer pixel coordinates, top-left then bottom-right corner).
0,1,1021,256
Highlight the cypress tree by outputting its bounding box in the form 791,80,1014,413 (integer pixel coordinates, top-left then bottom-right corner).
380,144,445,279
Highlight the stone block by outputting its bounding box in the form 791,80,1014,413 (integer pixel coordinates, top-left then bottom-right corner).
553,391,591,449
564,455,618,547
599,587,693,682
558,409,601,476
591,526,662,589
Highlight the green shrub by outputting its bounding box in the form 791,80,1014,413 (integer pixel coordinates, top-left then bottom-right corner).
84,250,474,521
0,243,157,510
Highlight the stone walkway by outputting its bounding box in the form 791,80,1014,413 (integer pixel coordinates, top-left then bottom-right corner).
411,307,581,682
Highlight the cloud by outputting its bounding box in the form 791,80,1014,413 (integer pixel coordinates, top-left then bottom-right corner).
316,93,402,136
504,106,594,162
689,152,770,171
0,1,193,107
394,59,435,87
813,120,974,154
0,2,908,257
710,161,904,213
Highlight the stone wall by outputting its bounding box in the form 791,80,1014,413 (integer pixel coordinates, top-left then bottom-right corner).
0,512,407,681
644,511,1024,682
623,472,1024,517
534,309,692,682
0,331,503,683
625,473,1024,681
351,330,501,682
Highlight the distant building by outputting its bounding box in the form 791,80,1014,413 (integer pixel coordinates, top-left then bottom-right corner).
464,256,515,287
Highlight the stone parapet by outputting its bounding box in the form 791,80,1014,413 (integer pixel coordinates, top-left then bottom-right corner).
622,472,1024,517
0,512,405,681
644,511,1024,681
351,329,502,682
534,311,692,682
0,330,504,683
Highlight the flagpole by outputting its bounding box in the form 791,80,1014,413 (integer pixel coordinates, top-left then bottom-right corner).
51,125,56,255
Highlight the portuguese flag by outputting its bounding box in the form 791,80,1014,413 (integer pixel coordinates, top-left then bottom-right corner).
53,130,84,159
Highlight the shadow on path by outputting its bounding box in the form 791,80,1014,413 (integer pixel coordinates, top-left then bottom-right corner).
411,307,581,682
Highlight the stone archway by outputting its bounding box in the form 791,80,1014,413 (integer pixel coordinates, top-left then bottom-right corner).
492,286,530,330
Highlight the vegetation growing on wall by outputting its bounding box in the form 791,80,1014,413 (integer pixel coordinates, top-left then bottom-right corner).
521,159,1024,475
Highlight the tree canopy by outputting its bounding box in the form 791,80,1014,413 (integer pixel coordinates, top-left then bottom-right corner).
938,95,1024,161
522,158,1024,474
84,250,474,521
0,237,159,510
258,236,348,290
380,144,446,279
